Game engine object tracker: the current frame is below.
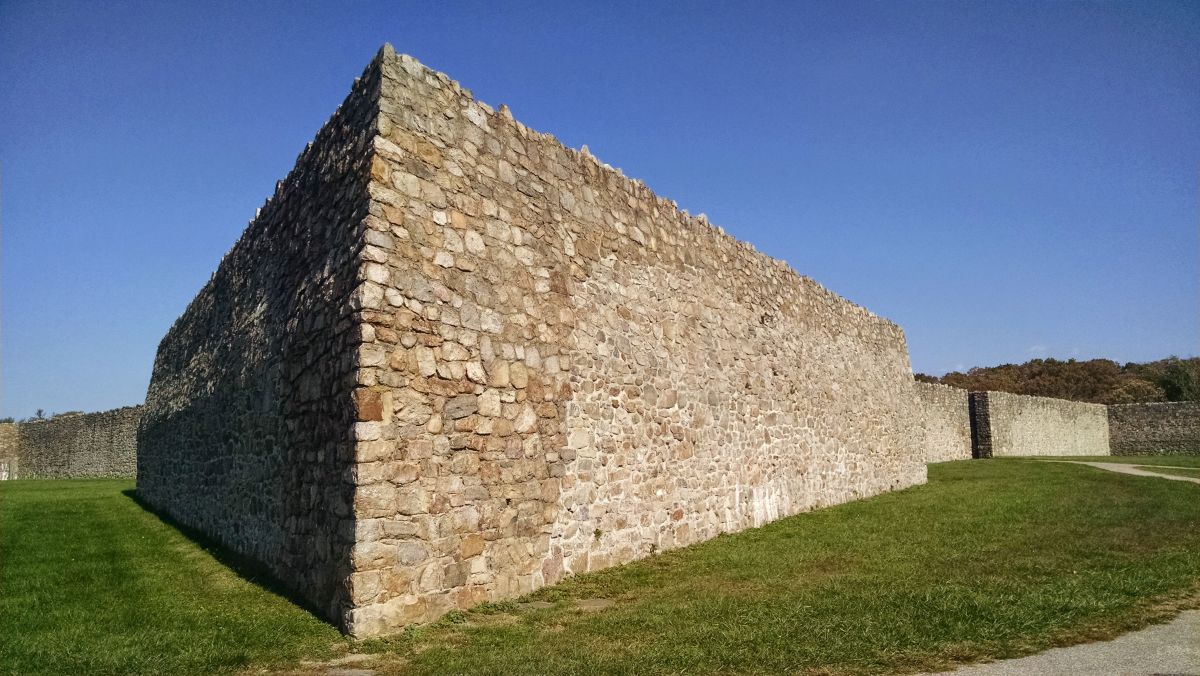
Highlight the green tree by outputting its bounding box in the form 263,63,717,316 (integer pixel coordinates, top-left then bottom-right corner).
1159,357,1200,401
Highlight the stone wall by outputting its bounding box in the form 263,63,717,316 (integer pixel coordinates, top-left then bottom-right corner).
1108,402,1200,455
968,391,1109,457
0,407,141,479
136,55,381,623
0,422,17,480
342,46,927,635
913,382,972,463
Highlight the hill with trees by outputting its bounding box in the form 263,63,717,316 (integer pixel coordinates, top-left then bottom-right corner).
915,356,1199,404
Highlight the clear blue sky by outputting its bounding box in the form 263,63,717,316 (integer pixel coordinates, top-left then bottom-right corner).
1,1,1197,418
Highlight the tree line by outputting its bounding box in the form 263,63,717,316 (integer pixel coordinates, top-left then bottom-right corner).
916,356,1200,404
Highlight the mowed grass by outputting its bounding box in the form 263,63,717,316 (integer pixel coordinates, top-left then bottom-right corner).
2,460,1200,675
375,460,1200,675
1055,455,1200,468
1141,466,1200,479
0,480,342,675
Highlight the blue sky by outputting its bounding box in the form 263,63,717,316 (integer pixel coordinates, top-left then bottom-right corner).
1,1,1196,418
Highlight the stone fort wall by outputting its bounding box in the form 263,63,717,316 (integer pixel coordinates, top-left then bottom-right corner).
0,406,141,479
913,382,972,463
137,45,1168,637
0,422,18,479
342,47,927,635
136,55,381,623
968,391,1108,458
1108,402,1200,456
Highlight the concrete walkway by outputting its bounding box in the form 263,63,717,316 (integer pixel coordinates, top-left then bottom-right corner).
932,610,1200,675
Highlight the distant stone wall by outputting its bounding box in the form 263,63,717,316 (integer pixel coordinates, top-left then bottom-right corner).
913,382,972,462
0,407,141,479
969,391,1108,457
1108,402,1200,456
0,423,17,479
136,54,380,625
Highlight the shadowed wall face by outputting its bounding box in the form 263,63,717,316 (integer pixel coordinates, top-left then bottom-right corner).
136,58,382,624
2,407,141,478
1108,402,1200,456
341,47,927,635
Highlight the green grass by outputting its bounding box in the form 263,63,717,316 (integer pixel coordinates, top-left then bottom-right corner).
0,480,343,675
3,460,1200,675
1140,466,1200,479
1067,455,1200,468
374,460,1200,675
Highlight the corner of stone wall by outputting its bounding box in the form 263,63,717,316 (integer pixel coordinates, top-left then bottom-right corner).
136,46,391,635
332,47,935,638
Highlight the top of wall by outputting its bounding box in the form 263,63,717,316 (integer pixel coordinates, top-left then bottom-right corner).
913,381,968,395
15,404,144,426
1109,401,1199,409
377,45,903,338
152,53,385,358
977,390,1108,412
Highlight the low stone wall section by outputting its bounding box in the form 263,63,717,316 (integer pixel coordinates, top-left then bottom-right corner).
913,381,972,462
4,406,142,478
969,391,1108,457
1108,402,1200,456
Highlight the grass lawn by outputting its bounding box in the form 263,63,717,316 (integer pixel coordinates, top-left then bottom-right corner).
3,460,1200,675
0,480,343,675
1061,455,1200,468
1139,466,1200,479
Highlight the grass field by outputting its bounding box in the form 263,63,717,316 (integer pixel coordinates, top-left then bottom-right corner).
1139,466,1200,479
1057,455,1200,468
2,459,1199,675
0,480,343,674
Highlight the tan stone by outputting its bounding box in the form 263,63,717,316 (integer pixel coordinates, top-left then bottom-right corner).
488,360,510,387
510,362,528,389
460,534,485,558
354,389,384,422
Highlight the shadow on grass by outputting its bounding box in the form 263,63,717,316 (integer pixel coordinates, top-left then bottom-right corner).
120,487,341,634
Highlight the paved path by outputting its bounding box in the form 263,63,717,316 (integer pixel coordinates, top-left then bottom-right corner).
1047,460,1200,486
932,610,1200,675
